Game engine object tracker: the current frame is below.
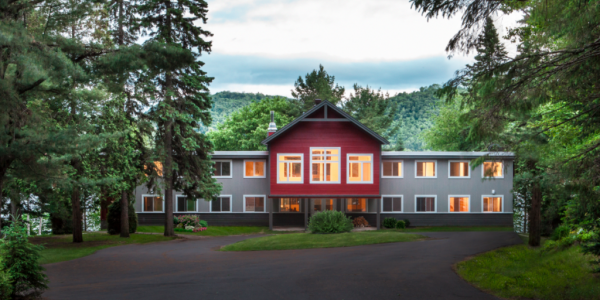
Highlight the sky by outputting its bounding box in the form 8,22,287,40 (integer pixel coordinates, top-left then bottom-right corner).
201,0,519,97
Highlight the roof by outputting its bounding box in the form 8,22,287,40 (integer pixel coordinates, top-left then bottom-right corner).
211,151,269,159
382,151,515,159
261,100,389,145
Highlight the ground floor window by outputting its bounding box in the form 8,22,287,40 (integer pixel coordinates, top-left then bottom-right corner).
176,196,197,212
449,196,469,212
483,196,503,212
416,196,436,212
347,198,367,212
143,195,163,212
280,198,301,212
244,195,266,212
313,199,334,212
382,196,402,212
211,196,231,212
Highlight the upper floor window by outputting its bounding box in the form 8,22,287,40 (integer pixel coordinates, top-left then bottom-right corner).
483,161,504,178
449,196,470,212
415,196,436,212
415,161,437,178
310,148,340,183
211,195,231,212
143,195,163,212
482,196,503,212
347,198,367,212
280,198,301,212
176,196,196,212
347,154,373,184
382,196,402,212
244,195,266,212
213,160,232,178
278,154,303,183
244,160,266,178
449,161,470,178
382,161,403,178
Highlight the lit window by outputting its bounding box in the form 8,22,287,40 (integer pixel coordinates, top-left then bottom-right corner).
278,154,303,183
280,198,301,212
244,196,265,212
244,160,266,178
449,161,470,178
483,196,503,212
449,196,469,212
143,195,163,212
416,196,436,212
211,196,231,212
348,154,373,183
382,196,402,212
176,196,196,212
416,161,436,177
310,148,340,183
213,160,231,178
483,161,503,178
382,161,403,177
347,198,367,212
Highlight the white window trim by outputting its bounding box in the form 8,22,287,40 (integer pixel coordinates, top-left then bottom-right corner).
243,195,267,213
209,194,233,213
140,194,164,213
414,160,438,178
414,195,437,213
481,195,504,213
346,153,374,184
381,195,404,213
381,160,404,178
447,195,471,213
448,160,471,179
243,159,267,179
213,160,233,179
482,160,505,179
276,153,304,184
175,195,197,212
309,147,341,184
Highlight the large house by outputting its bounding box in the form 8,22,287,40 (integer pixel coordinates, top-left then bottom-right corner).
133,100,514,229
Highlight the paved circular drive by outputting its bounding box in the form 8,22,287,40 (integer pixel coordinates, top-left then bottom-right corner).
43,231,522,300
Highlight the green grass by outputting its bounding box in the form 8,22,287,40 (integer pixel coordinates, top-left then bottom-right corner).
137,225,279,236
388,226,514,232
220,231,426,251
31,233,176,265
456,242,600,300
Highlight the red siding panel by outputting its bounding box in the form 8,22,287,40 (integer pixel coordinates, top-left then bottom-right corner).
270,121,381,196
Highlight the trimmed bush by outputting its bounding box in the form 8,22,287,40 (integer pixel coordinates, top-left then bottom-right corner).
395,220,406,229
308,211,353,234
383,217,397,229
403,219,411,228
107,198,138,235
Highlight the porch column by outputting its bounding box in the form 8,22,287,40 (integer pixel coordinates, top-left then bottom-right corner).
269,198,273,230
304,198,308,229
376,198,381,230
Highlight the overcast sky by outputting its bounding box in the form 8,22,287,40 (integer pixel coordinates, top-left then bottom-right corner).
201,0,518,97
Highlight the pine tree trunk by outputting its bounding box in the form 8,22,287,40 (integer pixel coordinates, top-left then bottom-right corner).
71,158,84,243
163,71,175,237
120,190,130,238
528,182,542,247
10,200,18,221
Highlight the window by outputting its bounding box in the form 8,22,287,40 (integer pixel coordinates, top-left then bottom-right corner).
313,199,334,212
244,160,266,178
280,198,301,212
482,196,503,212
347,198,367,212
244,195,266,212
176,196,196,212
310,148,340,183
416,161,436,178
382,161,403,178
211,195,231,212
213,160,232,178
347,154,373,183
278,154,303,183
382,196,403,213
483,161,504,178
143,195,163,212
449,161,470,178
415,196,436,212
449,196,470,212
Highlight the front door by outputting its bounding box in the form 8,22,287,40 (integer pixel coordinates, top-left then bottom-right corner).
311,198,335,214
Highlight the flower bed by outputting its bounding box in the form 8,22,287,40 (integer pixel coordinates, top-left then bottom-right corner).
173,215,208,232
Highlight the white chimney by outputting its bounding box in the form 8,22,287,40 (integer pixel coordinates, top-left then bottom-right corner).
267,111,277,137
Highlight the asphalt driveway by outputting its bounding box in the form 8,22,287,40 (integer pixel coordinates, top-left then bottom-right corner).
43,231,522,300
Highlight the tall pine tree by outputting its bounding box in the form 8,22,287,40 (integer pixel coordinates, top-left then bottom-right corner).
291,65,345,112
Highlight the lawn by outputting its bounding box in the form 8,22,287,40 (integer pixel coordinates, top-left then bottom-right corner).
137,225,280,236
388,226,514,232
220,231,426,251
456,241,600,300
30,233,176,265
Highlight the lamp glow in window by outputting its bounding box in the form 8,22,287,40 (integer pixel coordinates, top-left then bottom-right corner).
449,196,469,212
310,148,340,183
244,160,265,178
347,198,367,212
416,161,436,177
280,198,301,212
483,197,503,212
278,155,303,183
348,155,373,183
483,162,503,178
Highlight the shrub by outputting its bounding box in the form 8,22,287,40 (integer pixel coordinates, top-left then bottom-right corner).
403,219,411,228
352,216,369,227
395,220,406,229
308,211,353,234
107,198,138,235
0,217,48,298
383,217,397,229
550,225,570,241
0,257,12,300
174,215,207,228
